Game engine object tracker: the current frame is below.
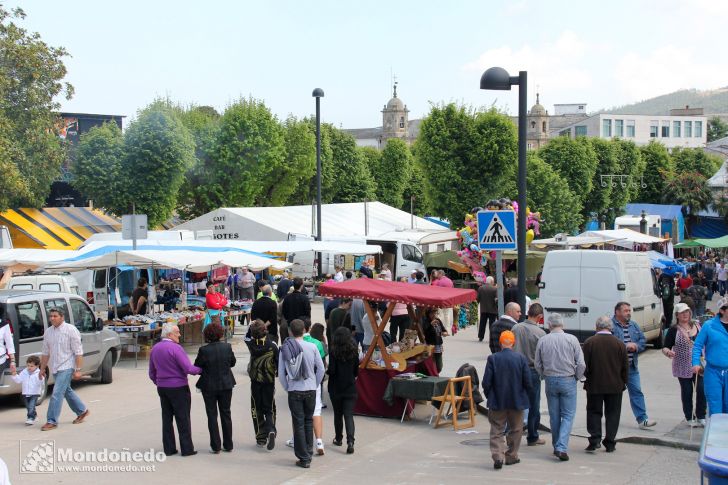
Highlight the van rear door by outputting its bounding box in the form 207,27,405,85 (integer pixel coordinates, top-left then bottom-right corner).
579,252,620,341
541,251,582,337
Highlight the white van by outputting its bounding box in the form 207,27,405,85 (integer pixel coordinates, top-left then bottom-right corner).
90,267,158,317
538,250,664,346
7,273,80,296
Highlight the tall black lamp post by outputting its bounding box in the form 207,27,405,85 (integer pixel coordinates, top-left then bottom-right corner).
480,67,528,313
312,88,324,278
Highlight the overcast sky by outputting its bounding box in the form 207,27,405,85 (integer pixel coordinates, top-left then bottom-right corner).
13,0,728,128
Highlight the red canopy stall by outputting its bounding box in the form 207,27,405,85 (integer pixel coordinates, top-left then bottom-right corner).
318,279,477,417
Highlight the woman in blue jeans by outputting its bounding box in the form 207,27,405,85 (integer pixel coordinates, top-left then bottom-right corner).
692,298,728,415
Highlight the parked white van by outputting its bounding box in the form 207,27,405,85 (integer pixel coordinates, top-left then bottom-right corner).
7,273,80,296
538,250,664,346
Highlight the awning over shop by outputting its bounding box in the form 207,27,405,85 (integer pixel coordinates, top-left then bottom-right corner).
0,207,120,249
317,278,476,308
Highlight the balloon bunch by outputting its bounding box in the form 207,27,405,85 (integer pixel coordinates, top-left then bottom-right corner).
455,198,542,280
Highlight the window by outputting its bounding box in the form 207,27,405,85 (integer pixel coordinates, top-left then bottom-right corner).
527,142,533,150
695,120,703,138
39,283,61,292
626,120,635,137
673,121,681,137
436,243,446,252
16,301,44,340
575,125,588,137
602,119,612,137
559,129,571,138
615,119,624,138
685,121,692,138
399,116,404,129
542,121,547,133
94,269,107,289
650,120,659,138
661,121,670,138
11,284,33,290
401,244,423,263
70,298,95,332
530,121,536,129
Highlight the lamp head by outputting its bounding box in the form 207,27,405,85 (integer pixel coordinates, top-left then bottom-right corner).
480,67,513,90
312,88,325,98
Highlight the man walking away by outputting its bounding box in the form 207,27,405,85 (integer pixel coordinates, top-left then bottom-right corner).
612,302,656,429
278,319,325,469
583,316,628,453
252,285,279,343
490,303,521,354
483,330,532,470
512,303,546,446
282,278,312,324
245,319,279,449
535,313,585,461
477,276,498,343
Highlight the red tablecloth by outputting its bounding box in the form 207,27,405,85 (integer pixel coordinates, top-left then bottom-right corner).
353,357,439,418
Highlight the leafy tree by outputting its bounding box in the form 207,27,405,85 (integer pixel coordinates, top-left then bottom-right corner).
708,116,728,142
401,161,431,216
72,122,124,211
606,139,645,223
416,104,516,227
517,153,582,237
538,136,598,208
374,138,412,208
637,141,674,204
267,116,316,206
662,172,713,235
121,103,195,227
672,147,723,177
326,127,377,203
0,7,73,209
286,120,335,206
586,138,619,224
358,146,382,183
209,98,286,208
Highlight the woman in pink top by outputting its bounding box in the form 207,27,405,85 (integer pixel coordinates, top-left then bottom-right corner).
389,277,411,342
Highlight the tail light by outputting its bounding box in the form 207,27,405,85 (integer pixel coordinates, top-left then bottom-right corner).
86,291,94,304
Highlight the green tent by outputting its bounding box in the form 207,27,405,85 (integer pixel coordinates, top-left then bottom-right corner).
674,239,704,248
676,236,728,249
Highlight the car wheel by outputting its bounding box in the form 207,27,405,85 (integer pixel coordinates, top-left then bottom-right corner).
653,320,666,349
100,351,113,384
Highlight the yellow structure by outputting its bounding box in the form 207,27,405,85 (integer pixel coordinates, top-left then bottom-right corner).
0,207,120,249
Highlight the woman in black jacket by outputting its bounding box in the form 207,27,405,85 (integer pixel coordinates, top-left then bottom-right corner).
194,323,237,453
327,326,359,454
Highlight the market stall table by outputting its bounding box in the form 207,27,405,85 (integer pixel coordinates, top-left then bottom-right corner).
383,375,451,422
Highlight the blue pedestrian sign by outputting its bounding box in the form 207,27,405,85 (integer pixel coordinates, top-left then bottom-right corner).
478,210,517,250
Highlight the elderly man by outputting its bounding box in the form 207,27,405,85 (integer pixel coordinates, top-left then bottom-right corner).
252,285,279,343
535,313,585,461
477,276,498,343
583,316,628,453
490,302,522,354
483,330,532,469
39,307,89,431
612,302,656,429
512,303,546,446
149,324,202,456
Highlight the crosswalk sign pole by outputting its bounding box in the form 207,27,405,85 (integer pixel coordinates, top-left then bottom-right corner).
496,251,504,316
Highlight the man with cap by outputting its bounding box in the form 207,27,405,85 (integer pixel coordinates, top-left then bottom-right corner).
482,330,532,470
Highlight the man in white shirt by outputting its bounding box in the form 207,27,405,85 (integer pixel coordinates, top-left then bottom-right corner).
334,266,345,283
39,307,89,430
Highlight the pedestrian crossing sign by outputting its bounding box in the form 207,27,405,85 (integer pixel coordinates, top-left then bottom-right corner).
477,210,517,250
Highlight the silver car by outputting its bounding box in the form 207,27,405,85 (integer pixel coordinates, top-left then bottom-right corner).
0,289,121,403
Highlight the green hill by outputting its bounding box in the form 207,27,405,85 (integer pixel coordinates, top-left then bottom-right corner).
604,87,728,115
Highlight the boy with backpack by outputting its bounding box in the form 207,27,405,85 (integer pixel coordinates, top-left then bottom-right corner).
245,319,279,449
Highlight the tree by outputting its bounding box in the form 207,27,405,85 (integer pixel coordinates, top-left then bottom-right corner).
672,147,723,177
326,127,377,203
708,116,728,142
401,160,431,216
358,146,382,183
662,172,713,235
538,136,598,208
72,122,124,211
373,138,412,208
586,138,619,224
209,98,286,208
286,120,335,206
637,141,674,204
121,103,195,227
517,153,582,237
607,139,645,223
267,116,316,206
416,104,516,227
0,7,73,210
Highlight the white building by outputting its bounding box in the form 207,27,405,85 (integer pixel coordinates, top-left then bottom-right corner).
556,113,707,148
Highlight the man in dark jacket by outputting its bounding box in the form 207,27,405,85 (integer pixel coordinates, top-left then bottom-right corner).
490,302,521,354
245,319,279,449
482,330,532,470
282,278,311,323
583,316,628,453
477,276,498,343
251,285,279,343
276,272,293,301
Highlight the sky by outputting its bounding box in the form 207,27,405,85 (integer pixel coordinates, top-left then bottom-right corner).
11,0,728,129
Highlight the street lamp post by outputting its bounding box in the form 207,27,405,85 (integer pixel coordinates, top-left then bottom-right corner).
312,88,325,278
480,67,528,313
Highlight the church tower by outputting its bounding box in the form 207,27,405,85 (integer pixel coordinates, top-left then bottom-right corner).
527,92,550,150
381,81,409,146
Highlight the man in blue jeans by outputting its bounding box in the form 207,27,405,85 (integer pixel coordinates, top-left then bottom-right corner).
512,303,547,446
535,313,585,461
39,307,89,431
612,302,657,430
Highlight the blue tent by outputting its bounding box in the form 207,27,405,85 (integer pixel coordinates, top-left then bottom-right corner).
625,204,685,242
646,250,687,276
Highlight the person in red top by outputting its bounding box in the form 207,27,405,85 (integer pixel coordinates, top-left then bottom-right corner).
676,274,692,295
205,282,229,327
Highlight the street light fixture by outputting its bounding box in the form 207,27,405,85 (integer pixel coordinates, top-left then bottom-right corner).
312,88,324,278
480,67,528,313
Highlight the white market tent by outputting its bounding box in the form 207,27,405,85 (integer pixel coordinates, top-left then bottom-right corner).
532,229,667,250
173,203,448,241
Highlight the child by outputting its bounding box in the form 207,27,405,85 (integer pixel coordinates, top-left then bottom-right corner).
424,308,449,373
244,319,279,449
11,355,45,425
